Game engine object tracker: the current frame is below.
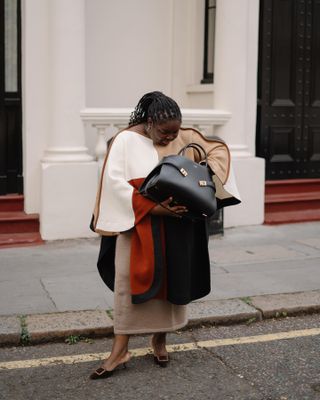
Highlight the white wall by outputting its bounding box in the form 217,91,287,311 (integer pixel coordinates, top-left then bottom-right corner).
84,0,265,227
22,0,98,239
85,0,174,108
170,0,214,108
25,0,207,214
22,0,265,232
85,0,214,109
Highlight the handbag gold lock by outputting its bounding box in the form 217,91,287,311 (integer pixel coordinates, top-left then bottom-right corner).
180,168,188,177
199,180,207,186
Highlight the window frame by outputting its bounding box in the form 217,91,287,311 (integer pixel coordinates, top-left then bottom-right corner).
201,0,216,84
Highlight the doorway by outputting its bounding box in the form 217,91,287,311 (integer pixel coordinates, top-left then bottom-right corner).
0,0,22,195
257,0,320,180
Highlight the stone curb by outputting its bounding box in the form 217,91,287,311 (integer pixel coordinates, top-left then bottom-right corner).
1,290,320,347
0,316,21,346
26,310,114,345
250,290,320,318
0,310,113,346
187,298,262,327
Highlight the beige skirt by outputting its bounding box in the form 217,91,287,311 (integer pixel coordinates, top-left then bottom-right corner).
113,230,187,334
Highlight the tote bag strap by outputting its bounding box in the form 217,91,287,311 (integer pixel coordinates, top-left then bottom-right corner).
178,143,208,166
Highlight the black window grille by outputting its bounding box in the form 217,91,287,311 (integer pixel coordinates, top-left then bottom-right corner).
201,0,216,84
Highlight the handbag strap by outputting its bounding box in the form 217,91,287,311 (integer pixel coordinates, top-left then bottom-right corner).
178,143,208,166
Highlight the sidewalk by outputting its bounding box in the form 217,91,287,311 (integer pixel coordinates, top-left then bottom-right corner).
1,221,320,345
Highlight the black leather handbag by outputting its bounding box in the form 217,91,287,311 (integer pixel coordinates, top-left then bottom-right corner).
139,143,217,218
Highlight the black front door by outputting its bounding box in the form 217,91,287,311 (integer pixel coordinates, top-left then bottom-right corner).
257,0,320,180
0,0,22,195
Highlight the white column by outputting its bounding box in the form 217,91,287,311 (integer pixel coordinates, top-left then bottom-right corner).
41,0,98,239
214,0,265,226
42,0,92,163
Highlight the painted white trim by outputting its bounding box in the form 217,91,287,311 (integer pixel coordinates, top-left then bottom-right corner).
186,84,214,93
80,108,231,126
41,147,93,163
186,0,206,85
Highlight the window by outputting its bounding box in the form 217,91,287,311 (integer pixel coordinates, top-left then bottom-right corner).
4,0,18,92
201,0,216,84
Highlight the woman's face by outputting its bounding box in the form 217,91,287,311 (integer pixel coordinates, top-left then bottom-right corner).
147,119,181,146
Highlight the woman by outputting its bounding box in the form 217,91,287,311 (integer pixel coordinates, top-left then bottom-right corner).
90,91,241,379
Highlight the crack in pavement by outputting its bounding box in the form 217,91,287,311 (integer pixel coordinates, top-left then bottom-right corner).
189,330,259,393
39,279,58,310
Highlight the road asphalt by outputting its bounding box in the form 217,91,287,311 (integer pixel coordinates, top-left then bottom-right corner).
0,221,319,346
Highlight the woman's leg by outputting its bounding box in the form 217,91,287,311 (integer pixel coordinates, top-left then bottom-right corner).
151,332,168,357
100,334,131,371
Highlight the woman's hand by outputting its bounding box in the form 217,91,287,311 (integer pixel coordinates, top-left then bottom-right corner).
150,197,188,217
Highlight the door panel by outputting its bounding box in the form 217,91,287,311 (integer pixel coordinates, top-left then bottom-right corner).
270,0,296,107
310,0,320,107
303,0,320,175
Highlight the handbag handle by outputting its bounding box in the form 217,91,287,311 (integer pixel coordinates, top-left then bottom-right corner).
178,143,208,166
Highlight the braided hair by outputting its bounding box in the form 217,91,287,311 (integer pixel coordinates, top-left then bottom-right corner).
128,91,182,127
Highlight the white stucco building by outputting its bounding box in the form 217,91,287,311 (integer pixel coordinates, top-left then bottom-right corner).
2,0,266,241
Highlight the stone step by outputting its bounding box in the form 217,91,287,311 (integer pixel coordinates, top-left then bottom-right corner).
264,208,320,225
0,232,44,249
265,179,320,224
0,194,24,212
0,195,43,247
0,211,40,234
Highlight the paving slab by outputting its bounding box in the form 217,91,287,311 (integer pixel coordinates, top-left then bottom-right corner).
188,298,261,326
40,273,113,312
206,261,320,300
297,238,320,250
0,279,57,315
210,244,302,265
26,310,113,344
0,316,20,346
250,290,320,318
